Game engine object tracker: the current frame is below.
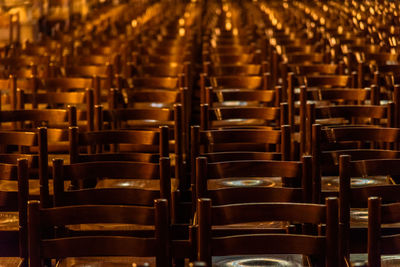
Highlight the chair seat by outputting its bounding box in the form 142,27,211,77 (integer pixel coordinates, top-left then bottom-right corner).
95,178,179,191
321,176,389,192
56,257,155,267
213,255,304,267
351,254,400,266
0,257,23,267
350,208,400,229
208,177,282,189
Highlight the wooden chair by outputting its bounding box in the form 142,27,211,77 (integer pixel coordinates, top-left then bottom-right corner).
303,93,390,155
339,156,400,266
195,156,313,207
0,127,72,208
191,125,291,164
0,159,28,265
105,104,186,190
28,199,171,267
190,125,292,204
312,125,400,202
281,63,343,92
200,73,271,105
307,102,394,149
196,197,339,266
287,72,356,142
68,123,170,165
368,196,400,266
51,155,172,206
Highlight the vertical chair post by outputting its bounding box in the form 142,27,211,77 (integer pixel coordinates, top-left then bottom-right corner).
339,154,352,266
368,197,381,267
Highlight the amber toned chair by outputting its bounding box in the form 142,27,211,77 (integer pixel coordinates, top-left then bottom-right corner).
68,125,169,163
196,197,339,266
338,156,400,266
195,155,312,204
312,125,400,203
28,199,171,267
302,88,388,153
190,125,291,164
368,196,400,266
105,105,186,190
52,157,172,208
281,63,344,93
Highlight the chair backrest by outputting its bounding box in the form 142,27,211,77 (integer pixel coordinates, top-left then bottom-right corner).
52,157,171,208
200,103,287,130
69,125,169,163
195,156,313,204
132,77,181,90
204,87,279,107
283,53,325,64
207,75,267,90
65,64,113,79
28,199,170,267
203,62,265,76
197,197,339,267
133,63,186,77
191,124,291,160
17,88,94,111
0,107,78,131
